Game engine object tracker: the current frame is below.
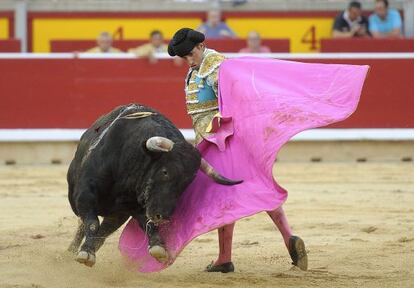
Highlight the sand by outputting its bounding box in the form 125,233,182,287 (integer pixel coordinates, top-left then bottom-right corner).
0,162,413,288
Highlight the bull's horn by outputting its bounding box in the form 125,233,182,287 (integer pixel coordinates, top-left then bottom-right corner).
200,158,243,186
146,137,174,152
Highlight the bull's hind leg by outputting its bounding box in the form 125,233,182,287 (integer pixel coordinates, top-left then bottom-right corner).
67,218,85,254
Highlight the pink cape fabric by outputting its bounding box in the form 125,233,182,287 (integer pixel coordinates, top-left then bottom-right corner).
119,58,369,272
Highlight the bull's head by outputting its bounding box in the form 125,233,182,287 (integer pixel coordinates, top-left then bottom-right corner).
142,136,242,225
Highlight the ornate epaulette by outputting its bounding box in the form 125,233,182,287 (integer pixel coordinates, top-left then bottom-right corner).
197,51,225,79
185,71,199,102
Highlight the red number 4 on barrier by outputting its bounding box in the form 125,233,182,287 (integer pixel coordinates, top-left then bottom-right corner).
113,26,124,40
301,25,318,51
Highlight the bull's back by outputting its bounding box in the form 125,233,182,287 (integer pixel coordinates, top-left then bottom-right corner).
71,104,158,165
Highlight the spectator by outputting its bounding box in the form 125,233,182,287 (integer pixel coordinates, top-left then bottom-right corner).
86,32,122,53
239,31,271,53
369,0,403,38
332,1,370,38
129,30,183,66
128,30,168,58
197,9,236,39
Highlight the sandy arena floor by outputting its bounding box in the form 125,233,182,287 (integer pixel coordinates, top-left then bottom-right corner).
0,162,413,288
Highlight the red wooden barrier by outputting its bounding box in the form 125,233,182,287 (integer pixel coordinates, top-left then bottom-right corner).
0,39,21,52
0,57,413,129
50,39,290,53
321,38,414,53
50,40,149,52
205,39,290,53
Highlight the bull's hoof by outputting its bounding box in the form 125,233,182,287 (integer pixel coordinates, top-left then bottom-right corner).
148,245,168,263
76,250,96,267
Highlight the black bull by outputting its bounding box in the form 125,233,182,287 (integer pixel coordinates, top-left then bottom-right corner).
67,104,242,267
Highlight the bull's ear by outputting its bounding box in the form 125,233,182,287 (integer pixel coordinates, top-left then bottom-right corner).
145,137,174,153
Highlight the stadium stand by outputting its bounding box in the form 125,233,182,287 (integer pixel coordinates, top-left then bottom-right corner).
1,1,412,53
0,0,406,12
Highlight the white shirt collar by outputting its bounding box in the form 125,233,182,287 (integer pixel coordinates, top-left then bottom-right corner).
343,10,362,28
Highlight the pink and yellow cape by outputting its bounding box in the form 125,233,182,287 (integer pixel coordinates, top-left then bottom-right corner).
119,58,369,272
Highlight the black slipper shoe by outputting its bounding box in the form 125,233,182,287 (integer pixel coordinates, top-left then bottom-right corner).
288,235,308,271
205,261,235,273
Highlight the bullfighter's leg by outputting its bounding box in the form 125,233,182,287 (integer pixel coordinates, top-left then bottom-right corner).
267,206,292,247
206,223,235,273
267,206,308,271
134,214,168,263
67,218,85,254
90,214,130,252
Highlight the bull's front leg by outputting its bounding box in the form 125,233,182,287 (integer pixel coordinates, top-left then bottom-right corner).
89,214,129,252
135,214,168,263
73,182,102,267
73,214,129,267
147,221,169,263
76,212,100,267
67,218,85,254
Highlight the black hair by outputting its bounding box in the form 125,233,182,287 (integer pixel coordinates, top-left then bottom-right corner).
348,1,362,9
376,0,389,8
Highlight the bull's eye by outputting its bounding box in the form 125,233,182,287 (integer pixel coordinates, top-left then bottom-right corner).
161,169,169,178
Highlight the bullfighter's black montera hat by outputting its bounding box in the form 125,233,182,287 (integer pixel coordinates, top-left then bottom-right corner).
168,28,205,57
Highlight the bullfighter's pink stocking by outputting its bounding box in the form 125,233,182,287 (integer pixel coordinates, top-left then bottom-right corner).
267,206,293,248
214,222,235,265
215,207,292,266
